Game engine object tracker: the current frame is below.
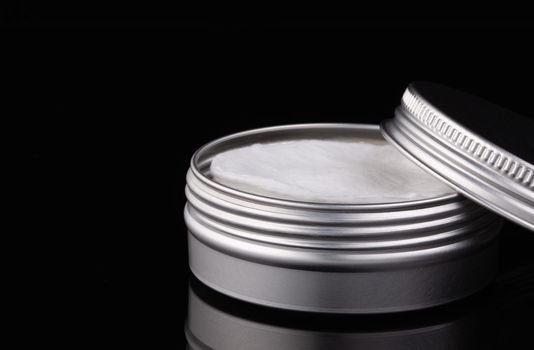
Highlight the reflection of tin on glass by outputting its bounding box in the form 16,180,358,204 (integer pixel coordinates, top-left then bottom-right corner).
184,82,534,313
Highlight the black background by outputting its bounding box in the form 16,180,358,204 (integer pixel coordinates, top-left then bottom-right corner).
11,20,534,347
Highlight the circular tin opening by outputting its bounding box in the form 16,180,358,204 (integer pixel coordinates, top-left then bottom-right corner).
191,123,459,207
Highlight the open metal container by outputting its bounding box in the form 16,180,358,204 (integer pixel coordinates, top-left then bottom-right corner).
185,123,501,313
184,82,533,313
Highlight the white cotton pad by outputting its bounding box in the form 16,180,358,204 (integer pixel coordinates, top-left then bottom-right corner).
210,139,454,204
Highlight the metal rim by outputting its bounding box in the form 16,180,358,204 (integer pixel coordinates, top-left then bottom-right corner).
191,123,460,210
381,86,534,231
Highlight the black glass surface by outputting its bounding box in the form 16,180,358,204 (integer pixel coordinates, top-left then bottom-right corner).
16,19,534,348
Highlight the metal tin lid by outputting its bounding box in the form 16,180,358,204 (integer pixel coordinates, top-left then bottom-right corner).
381,81,534,231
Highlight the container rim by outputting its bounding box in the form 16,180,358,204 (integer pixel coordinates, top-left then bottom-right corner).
189,123,461,210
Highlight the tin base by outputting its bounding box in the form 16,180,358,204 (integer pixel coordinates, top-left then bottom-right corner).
189,232,499,314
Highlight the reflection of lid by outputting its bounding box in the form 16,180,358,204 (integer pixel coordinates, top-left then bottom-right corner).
381,82,534,231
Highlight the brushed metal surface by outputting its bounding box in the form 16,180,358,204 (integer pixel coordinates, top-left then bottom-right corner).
185,124,502,313
381,82,534,231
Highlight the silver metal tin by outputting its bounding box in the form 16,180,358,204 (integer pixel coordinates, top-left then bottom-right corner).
382,82,534,231
185,124,502,313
